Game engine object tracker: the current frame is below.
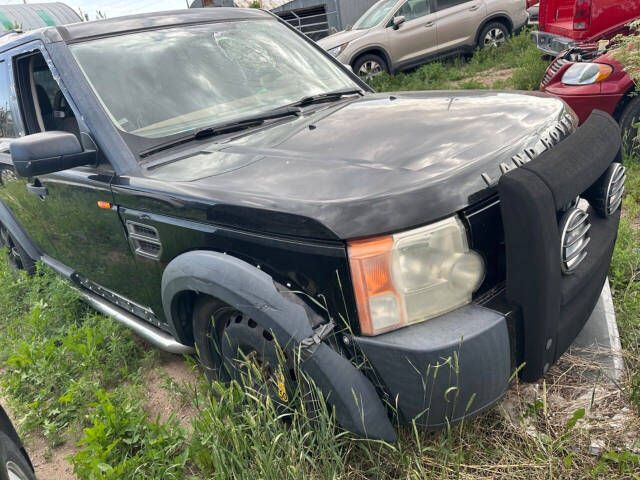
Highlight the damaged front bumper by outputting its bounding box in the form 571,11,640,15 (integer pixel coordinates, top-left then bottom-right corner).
531,30,576,55
355,304,511,427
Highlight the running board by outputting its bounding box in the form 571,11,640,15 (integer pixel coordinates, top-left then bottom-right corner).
78,288,195,355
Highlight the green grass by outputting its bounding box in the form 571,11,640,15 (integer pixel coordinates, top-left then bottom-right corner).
609,159,640,412
0,34,639,479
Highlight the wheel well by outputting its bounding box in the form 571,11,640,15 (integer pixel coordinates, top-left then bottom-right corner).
351,48,390,72
612,86,637,121
475,16,513,44
170,290,198,347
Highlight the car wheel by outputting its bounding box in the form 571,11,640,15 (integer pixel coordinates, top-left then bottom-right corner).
619,96,640,153
352,54,388,81
192,296,296,412
479,22,509,49
0,224,35,274
0,431,36,480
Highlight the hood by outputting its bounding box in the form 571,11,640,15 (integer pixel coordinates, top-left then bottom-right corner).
317,29,369,50
145,91,576,240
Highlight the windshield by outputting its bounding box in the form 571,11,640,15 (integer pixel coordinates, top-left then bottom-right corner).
70,20,358,139
353,0,398,29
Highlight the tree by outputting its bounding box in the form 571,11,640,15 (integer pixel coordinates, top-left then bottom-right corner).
611,21,640,85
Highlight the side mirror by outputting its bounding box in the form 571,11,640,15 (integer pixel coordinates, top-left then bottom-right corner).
392,16,405,29
10,131,96,177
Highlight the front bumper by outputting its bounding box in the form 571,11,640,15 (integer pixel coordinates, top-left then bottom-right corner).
531,30,576,55
355,304,511,427
351,111,621,429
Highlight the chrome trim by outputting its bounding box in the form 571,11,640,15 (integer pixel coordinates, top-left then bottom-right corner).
606,163,626,216
126,220,162,260
77,287,194,355
480,112,576,187
559,208,590,275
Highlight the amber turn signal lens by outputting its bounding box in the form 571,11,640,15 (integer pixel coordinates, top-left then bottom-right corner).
348,236,403,336
595,64,613,82
97,201,112,210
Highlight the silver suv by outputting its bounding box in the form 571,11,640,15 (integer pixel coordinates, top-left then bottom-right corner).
318,0,528,78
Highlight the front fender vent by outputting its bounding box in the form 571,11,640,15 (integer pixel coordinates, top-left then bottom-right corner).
126,221,162,260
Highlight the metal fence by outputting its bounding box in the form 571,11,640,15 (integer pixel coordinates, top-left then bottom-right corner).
272,0,377,38
274,4,334,40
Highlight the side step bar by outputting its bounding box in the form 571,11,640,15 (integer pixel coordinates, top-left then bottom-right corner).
78,288,195,355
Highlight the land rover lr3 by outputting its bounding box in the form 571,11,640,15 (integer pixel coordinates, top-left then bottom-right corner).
0,9,625,442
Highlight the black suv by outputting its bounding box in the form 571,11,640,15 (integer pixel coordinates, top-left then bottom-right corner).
0,405,35,480
0,9,624,442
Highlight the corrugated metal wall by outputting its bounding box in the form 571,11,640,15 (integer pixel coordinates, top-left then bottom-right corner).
0,3,81,31
337,0,377,29
271,0,377,36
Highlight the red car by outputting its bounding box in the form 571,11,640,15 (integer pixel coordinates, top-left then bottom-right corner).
540,42,639,141
532,0,640,55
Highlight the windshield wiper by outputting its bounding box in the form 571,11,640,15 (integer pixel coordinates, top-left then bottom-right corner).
140,106,303,159
291,88,364,108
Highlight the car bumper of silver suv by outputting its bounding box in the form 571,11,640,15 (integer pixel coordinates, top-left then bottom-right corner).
531,30,575,55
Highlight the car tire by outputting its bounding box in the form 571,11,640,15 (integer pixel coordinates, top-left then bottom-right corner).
352,54,388,80
478,22,509,49
0,431,36,480
619,96,640,153
0,224,35,275
192,296,297,412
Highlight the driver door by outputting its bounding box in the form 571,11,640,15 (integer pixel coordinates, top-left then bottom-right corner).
386,0,438,66
6,48,137,297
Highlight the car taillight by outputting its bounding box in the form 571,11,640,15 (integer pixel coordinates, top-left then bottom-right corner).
573,0,592,31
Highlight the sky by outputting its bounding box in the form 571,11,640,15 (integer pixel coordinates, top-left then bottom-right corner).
3,0,191,19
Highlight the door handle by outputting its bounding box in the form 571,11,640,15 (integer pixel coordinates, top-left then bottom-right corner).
425,21,435,27
26,183,48,198
468,5,479,11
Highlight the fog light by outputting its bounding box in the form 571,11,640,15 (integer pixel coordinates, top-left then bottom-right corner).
559,207,590,275
590,163,626,218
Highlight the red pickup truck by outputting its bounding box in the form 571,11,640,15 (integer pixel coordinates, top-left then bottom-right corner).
531,0,640,55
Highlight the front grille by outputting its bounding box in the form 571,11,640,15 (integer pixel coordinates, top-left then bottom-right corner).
542,58,569,85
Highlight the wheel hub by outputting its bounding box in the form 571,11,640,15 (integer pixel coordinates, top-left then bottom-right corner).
220,314,292,405
358,60,383,79
484,28,506,47
6,461,29,480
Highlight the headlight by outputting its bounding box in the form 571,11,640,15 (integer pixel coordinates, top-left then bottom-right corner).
562,62,613,85
326,43,348,57
348,216,485,336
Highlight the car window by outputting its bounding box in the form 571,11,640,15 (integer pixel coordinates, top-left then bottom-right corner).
436,0,470,10
71,20,359,141
14,53,80,139
353,0,399,29
396,0,431,21
0,61,15,139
